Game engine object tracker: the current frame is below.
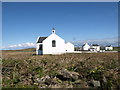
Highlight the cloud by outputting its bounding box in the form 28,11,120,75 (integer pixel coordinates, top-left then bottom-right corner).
71,37,119,47
1,42,36,50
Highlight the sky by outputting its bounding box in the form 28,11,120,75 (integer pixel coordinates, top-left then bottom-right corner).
2,2,118,49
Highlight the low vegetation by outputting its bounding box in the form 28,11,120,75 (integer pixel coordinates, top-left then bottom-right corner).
113,47,120,51
1,48,120,89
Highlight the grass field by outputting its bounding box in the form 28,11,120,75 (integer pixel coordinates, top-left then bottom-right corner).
1,48,120,89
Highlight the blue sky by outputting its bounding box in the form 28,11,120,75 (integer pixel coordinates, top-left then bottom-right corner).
2,2,118,49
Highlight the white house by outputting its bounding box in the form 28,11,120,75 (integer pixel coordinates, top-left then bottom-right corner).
82,43,90,51
36,28,74,55
65,42,74,52
105,45,113,51
90,44,100,52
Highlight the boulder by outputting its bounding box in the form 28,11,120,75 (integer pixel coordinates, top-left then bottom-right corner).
74,80,88,88
36,75,53,85
57,69,79,81
52,76,62,84
102,76,107,83
91,80,100,87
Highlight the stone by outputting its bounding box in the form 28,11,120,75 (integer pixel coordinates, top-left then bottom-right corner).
28,74,32,79
36,78,41,83
103,76,107,83
74,80,83,84
74,80,88,88
57,69,79,81
70,71,80,81
44,75,53,85
52,76,62,84
36,75,53,85
91,80,100,87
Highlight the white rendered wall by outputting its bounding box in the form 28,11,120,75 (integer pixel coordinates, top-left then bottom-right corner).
90,46,100,51
43,33,66,54
65,42,74,52
90,48,97,52
36,43,40,55
82,43,90,50
36,43,43,55
105,47,113,50
96,46,100,51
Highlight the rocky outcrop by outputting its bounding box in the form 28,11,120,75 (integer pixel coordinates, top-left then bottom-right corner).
56,69,80,81
88,80,101,87
36,75,53,85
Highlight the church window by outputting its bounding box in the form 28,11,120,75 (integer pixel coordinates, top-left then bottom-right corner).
52,40,56,47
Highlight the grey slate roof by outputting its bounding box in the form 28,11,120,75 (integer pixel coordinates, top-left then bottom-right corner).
82,44,86,46
106,45,112,47
37,37,47,43
82,43,89,47
92,44,99,46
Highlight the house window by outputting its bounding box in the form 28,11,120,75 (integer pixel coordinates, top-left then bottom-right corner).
52,40,56,47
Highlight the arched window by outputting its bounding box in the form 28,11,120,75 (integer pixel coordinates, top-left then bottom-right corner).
52,40,56,47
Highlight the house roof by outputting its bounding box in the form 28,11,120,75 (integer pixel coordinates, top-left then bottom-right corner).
82,44,86,46
82,43,89,47
90,48,95,49
37,37,47,43
92,44,99,46
106,45,112,47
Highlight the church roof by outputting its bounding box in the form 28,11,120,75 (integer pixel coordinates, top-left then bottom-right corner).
37,37,47,43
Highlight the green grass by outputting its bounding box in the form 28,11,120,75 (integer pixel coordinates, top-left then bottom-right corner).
113,47,120,51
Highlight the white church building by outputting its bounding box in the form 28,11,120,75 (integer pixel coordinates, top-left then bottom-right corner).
36,28,74,55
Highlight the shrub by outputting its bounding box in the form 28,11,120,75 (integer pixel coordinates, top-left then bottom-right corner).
33,67,44,78
48,70,58,77
88,66,104,80
106,60,118,69
66,64,77,71
41,59,47,66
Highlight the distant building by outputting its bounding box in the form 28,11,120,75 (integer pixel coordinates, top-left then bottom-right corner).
65,42,74,52
105,45,113,51
90,44,100,52
89,48,97,52
81,43,114,52
36,28,74,55
100,46,105,52
82,43,90,51
100,46,105,50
